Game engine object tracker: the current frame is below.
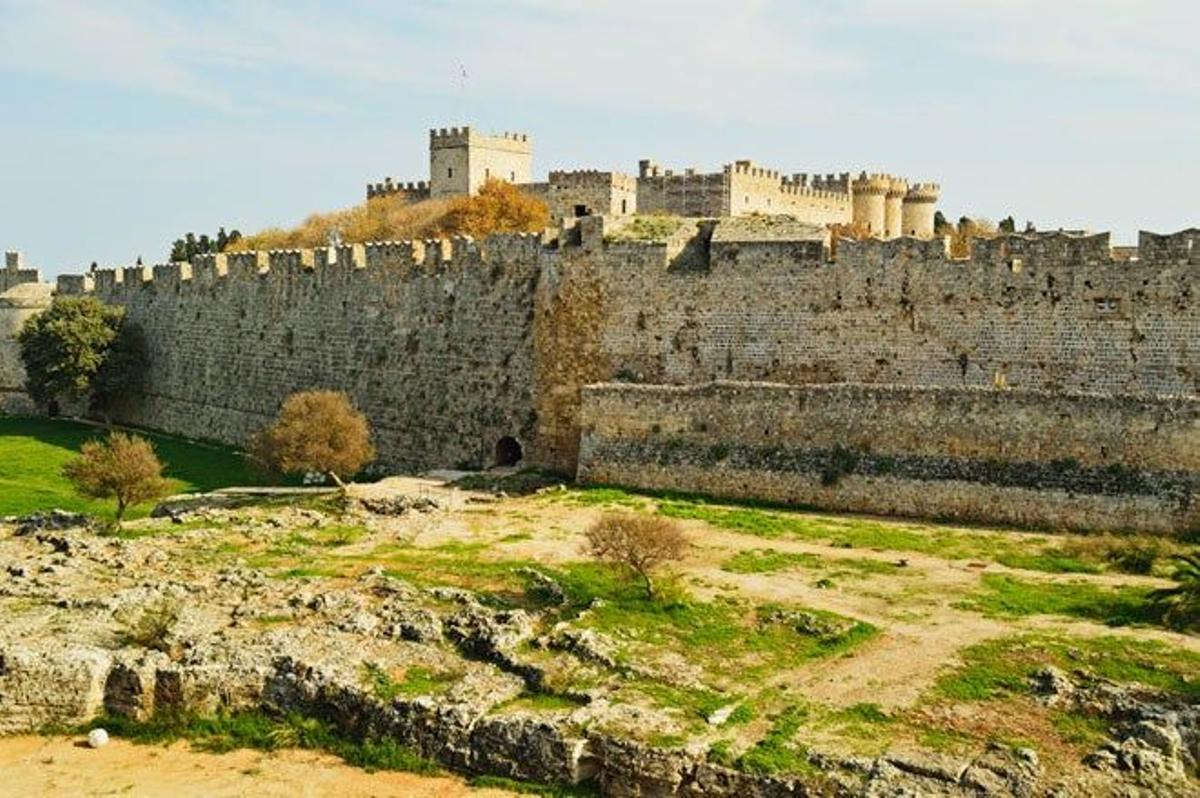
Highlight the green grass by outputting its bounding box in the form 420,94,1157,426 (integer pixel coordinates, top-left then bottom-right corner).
606,215,686,243
567,486,1144,577
722,549,820,573
960,574,1158,626
0,416,257,519
88,710,440,774
734,705,814,775
932,635,1200,702
364,663,461,700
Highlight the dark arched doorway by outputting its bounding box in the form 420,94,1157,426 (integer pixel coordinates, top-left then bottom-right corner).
494,436,523,467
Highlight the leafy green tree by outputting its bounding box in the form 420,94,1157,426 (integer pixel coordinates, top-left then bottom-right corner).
998,216,1016,234
169,227,242,262
17,297,125,409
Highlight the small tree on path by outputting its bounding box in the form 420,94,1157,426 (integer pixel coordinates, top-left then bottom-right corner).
584,513,690,600
62,432,170,528
249,390,375,493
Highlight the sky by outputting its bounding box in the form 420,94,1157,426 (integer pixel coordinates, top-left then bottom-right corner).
1,0,1197,275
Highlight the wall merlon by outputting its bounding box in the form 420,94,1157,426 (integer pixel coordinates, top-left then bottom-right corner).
54,274,92,296
1138,228,1200,264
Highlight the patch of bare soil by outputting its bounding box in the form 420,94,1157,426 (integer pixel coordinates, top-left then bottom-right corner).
0,735,517,798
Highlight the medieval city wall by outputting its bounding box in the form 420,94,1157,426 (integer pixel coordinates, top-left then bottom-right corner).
577,381,1200,534
38,222,1200,521
534,222,1200,474
59,235,548,470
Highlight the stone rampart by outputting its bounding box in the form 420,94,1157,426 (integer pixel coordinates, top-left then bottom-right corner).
67,233,549,470
42,222,1200,493
578,381,1200,533
533,222,1200,473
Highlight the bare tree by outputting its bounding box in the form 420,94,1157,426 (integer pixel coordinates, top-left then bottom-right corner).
62,432,170,528
584,513,689,599
249,390,375,493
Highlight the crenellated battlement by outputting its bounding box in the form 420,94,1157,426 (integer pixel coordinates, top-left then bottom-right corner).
429,126,531,148
69,232,554,300
851,172,896,195
1137,229,1200,264
367,178,431,200
0,251,42,293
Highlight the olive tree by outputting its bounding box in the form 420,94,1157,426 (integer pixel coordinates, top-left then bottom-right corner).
62,432,170,528
584,513,689,600
249,390,375,493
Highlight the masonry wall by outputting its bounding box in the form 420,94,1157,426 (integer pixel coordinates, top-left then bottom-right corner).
635,171,728,217
0,254,48,414
726,163,852,224
533,224,1200,474
578,381,1200,534
69,236,547,470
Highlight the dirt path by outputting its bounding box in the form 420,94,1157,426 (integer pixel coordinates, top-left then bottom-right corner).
0,736,517,798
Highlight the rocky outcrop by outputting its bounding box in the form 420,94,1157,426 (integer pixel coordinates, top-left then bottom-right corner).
1034,665,1200,794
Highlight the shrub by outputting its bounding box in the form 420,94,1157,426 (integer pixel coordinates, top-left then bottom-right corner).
226,181,547,252
438,178,549,238
1151,554,1200,631
583,513,689,599
62,432,170,527
117,597,180,652
249,390,375,492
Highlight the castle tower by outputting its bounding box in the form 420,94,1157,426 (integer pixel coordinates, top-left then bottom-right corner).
4,252,21,272
901,183,941,239
429,126,533,199
884,178,908,239
851,173,890,236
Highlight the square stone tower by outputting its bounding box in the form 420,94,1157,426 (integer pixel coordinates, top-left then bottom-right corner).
429,126,533,199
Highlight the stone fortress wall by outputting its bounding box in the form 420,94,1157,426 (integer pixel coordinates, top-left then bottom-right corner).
55,237,549,472
0,252,50,414
577,382,1200,534
31,221,1200,533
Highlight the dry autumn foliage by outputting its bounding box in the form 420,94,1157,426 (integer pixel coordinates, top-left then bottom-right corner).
584,513,690,599
249,390,375,492
937,216,998,259
62,432,170,528
227,179,548,252
827,221,874,258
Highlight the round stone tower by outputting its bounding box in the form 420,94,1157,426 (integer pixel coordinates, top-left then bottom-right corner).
851,173,890,236
884,178,908,239
0,281,53,414
901,183,941,239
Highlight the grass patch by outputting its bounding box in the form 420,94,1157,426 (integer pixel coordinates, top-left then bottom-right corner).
960,574,1158,626
89,710,439,774
721,549,820,574
498,692,589,713
606,215,686,243
1051,711,1111,746
0,416,256,519
932,635,1200,702
994,551,1099,574
734,705,814,775
574,486,1171,578
364,663,460,700
549,562,876,684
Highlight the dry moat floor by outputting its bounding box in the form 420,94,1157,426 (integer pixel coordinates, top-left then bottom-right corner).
1,464,1198,795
